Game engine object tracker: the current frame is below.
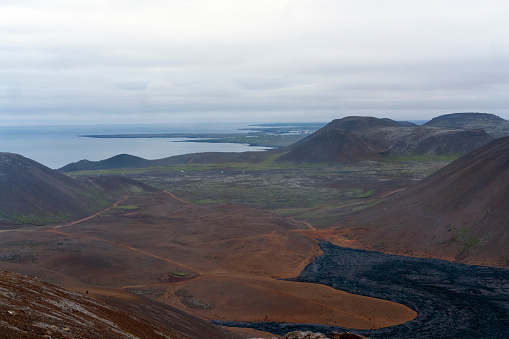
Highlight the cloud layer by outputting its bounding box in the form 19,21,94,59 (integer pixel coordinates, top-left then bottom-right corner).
1,0,508,125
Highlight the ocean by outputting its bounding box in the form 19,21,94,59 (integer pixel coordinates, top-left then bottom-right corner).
0,123,269,169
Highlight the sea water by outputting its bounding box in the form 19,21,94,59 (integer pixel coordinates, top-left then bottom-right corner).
0,123,269,169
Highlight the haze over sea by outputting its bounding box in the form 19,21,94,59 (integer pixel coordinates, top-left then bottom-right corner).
0,123,269,169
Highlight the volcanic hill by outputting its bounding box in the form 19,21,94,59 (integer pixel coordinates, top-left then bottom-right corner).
0,270,242,339
337,136,509,267
0,152,153,225
0,153,109,225
275,116,493,163
59,153,150,172
276,128,389,164
424,112,509,138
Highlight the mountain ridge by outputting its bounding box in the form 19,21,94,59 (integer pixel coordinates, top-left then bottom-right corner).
276,115,493,163
57,113,505,170
424,112,509,138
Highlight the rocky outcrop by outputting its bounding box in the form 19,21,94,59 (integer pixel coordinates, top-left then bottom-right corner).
284,331,328,339
331,332,369,339
283,331,368,339
0,270,242,338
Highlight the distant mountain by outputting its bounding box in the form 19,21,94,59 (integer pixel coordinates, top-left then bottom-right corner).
0,270,242,339
59,115,500,170
339,136,509,268
276,116,493,163
59,150,277,172
362,125,492,155
276,128,390,164
59,154,150,172
324,116,398,131
337,116,493,156
0,153,153,225
381,118,417,127
424,112,509,138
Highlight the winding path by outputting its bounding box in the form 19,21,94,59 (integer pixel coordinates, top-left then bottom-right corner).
46,194,203,275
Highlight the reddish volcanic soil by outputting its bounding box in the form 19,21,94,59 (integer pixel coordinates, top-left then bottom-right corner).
332,137,509,268
0,189,416,331
0,270,242,339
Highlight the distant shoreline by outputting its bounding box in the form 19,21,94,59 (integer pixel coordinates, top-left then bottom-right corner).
80,123,325,148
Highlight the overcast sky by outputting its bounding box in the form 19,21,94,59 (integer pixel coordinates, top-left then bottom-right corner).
1,0,508,125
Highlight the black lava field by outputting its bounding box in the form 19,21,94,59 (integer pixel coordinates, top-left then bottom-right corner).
215,241,509,338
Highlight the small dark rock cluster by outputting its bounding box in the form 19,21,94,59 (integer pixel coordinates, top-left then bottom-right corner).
283,331,368,339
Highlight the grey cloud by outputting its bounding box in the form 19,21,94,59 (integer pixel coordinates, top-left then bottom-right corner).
1,1,509,125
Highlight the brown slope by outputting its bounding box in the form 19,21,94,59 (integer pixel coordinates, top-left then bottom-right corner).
338,136,509,267
276,128,390,164
424,112,509,138
0,270,242,339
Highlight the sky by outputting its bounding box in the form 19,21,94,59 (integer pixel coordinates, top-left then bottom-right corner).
1,0,509,125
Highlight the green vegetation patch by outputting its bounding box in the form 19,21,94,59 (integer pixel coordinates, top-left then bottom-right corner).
384,154,459,162
115,205,139,210
194,198,230,205
179,133,306,148
452,226,485,257
345,188,375,198
3,212,70,225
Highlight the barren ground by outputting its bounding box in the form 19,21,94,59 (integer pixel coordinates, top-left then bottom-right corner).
0,189,416,333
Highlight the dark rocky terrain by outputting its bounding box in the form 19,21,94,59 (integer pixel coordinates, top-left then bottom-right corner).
0,270,242,338
338,136,509,268
424,112,509,138
216,242,509,338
